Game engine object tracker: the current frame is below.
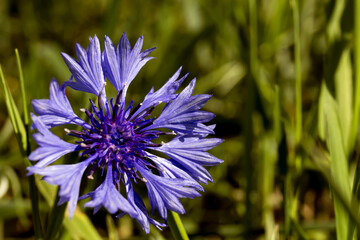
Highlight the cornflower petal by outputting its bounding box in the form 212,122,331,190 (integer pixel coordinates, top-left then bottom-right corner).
130,67,188,120
145,152,204,191
81,165,137,216
149,136,223,184
32,78,88,128
102,33,155,93
28,114,80,168
143,79,215,135
61,35,106,96
28,154,97,218
136,163,201,220
124,174,166,233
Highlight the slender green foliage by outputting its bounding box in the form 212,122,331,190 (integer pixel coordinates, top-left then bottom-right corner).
168,211,189,240
0,64,44,240
291,0,302,160
349,0,360,154
323,85,351,240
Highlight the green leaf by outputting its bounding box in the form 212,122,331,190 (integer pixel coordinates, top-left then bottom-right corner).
168,211,189,240
349,0,360,158
322,84,351,240
63,211,102,240
106,215,118,240
45,192,67,240
0,199,47,220
334,48,353,155
0,63,44,239
15,49,30,155
0,66,27,156
3,166,30,228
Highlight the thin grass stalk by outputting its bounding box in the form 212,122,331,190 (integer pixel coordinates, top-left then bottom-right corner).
324,86,351,240
15,52,44,240
348,154,360,240
168,211,189,240
283,0,303,238
45,192,66,240
284,173,291,237
15,49,29,148
263,86,280,240
245,0,257,236
349,0,360,154
291,0,302,172
303,136,360,234
0,65,44,239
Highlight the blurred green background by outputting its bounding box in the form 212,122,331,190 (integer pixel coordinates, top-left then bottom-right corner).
0,0,358,239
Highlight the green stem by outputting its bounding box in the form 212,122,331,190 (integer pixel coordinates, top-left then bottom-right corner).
349,0,360,156
284,1,302,238
168,211,189,240
291,0,302,171
15,51,44,239
15,49,29,140
348,155,360,240
245,0,257,235
45,191,66,240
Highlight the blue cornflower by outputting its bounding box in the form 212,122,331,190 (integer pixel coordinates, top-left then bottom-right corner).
28,33,223,233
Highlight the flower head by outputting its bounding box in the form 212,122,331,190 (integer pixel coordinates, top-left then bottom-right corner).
29,33,223,233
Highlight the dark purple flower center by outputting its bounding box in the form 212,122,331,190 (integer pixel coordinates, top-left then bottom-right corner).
65,92,165,182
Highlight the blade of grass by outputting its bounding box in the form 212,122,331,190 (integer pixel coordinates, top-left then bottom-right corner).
334,48,353,155
262,135,277,240
0,66,27,156
304,136,360,232
348,0,360,154
284,1,303,238
291,218,309,240
290,0,302,166
3,166,30,227
245,0,257,236
168,211,189,240
15,49,30,154
106,215,118,240
322,84,351,240
348,154,360,240
270,225,279,240
45,192,67,240
263,84,280,240
0,65,44,239
63,210,102,240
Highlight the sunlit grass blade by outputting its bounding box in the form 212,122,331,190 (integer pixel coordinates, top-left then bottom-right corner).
45,192,67,240
290,0,302,164
270,225,279,240
334,48,353,155
34,163,102,239
304,136,360,233
168,211,189,240
283,1,303,238
63,211,102,240
3,166,30,228
322,84,351,240
244,0,257,236
291,218,309,239
0,65,44,239
261,135,277,240
15,49,30,154
348,156,360,240
0,66,27,156
106,215,118,240
349,0,360,154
